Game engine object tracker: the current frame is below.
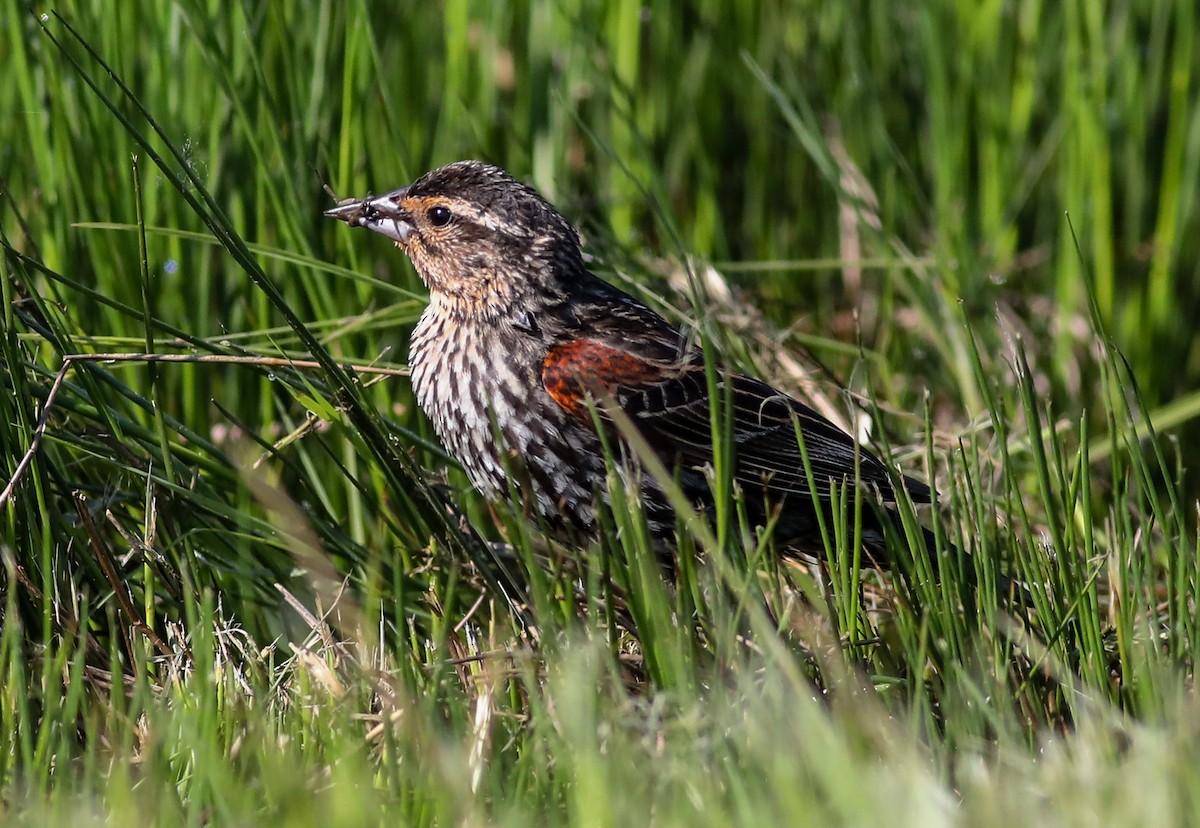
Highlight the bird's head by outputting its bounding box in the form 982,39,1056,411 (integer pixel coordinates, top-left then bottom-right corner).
325,160,584,318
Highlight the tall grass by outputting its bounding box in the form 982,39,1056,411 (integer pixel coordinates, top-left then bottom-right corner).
1,1,1199,824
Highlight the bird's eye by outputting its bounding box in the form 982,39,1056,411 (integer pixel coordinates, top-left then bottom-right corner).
427,205,452,227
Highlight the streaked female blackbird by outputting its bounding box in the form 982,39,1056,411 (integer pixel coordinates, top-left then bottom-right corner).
326,160,938,568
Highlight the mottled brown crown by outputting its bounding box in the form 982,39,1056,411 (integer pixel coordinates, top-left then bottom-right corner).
406,161,576,242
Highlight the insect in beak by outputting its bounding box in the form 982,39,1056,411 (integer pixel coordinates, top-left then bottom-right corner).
324,187,414,244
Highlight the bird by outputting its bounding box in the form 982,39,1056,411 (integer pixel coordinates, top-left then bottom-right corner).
324,160,942,574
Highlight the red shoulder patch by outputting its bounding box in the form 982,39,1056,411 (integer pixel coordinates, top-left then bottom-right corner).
542,339,662,419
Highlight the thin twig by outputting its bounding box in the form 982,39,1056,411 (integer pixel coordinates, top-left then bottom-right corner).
0,362,72,509
0,351,409,509
63,351,409,376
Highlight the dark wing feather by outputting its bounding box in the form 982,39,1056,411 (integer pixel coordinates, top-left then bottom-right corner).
617,363,926,504
541,281,929,506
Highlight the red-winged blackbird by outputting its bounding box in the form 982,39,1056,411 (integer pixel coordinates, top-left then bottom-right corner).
326,160,939,568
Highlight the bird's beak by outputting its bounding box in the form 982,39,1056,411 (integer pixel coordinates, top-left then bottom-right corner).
324,187,414,245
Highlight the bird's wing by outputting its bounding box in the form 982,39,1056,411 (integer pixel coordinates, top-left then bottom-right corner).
542,333,928,505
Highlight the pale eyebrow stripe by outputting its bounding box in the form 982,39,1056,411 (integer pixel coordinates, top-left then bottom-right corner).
401,195,506,232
